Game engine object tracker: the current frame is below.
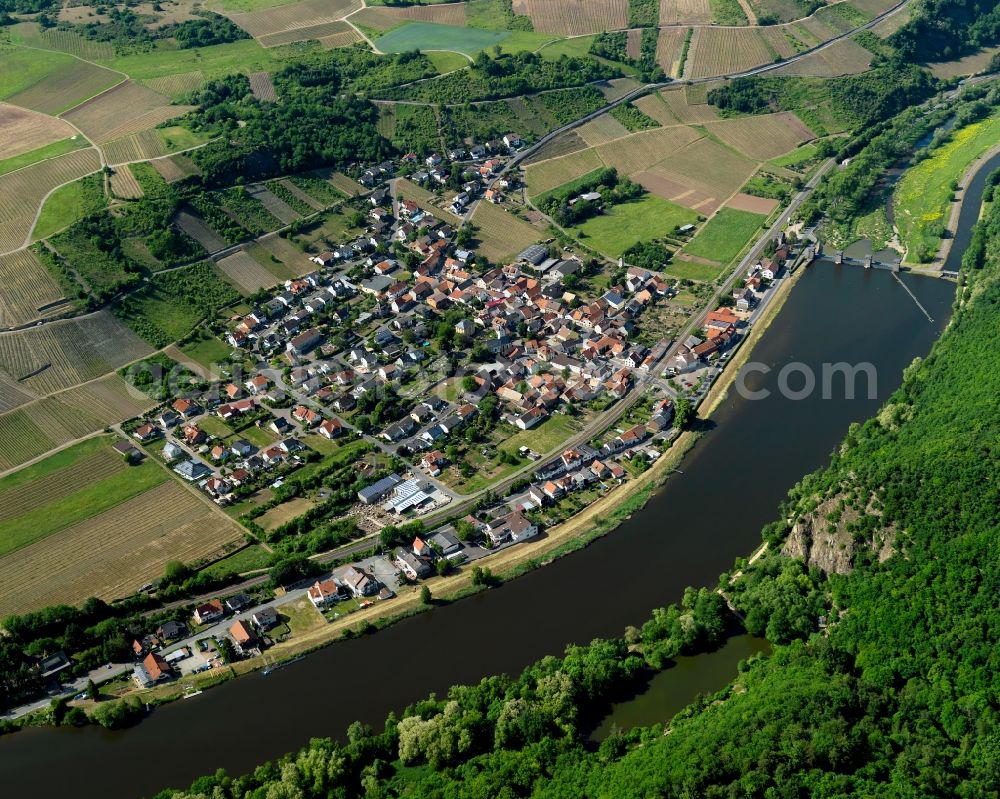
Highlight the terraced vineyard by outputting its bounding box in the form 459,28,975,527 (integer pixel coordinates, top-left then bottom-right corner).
511,0,629,34
63,81,191,145
685,27,776,79
352,2,467,30
468,201,541,263
660,0,711,23
0,148,101,253
0,311,152,401
0,249,67,328
704,111,815,160
109,165,144,199
227,0,363,41
0,478,244,616
217,250,281,294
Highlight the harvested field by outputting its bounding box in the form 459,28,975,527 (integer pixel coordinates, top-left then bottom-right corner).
319,28,364,48
727,192,779,214
659,0,711,23
0,104,76,160
656,27,688,77
102,129,171,165
704,111,815,160
660,86,718,123
469,201,541,262
152,153,200,183
175,209,228,253
0,249,66,328
351,3,466,31
632,171,717,212
772,37,874,76
632,93,678,125
594,77,643,102
0,479,244,616
249,71,278,102
5,61,122,117
577,114,631,147
227,0,362,39
928,45,1000,79
109,164,144,199
217,250,279,294
640,136,758,212
0,310,153,401
511,0,629,35
0,148,101,253
63,81,189,144
592,124,701,176
140,70,204,100
525,147,605,196
258,19,354,46
685,27,775,79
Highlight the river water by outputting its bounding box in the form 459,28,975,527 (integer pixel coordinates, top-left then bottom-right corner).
0,263,956,798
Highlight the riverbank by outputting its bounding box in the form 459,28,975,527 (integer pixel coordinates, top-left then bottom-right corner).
931,140,1000,268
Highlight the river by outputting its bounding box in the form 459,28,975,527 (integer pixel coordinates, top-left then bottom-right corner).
0,263,956,798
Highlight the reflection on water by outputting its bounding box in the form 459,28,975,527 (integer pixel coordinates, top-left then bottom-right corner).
590,635,771,741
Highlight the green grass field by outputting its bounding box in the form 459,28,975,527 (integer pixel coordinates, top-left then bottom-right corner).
0,442,169,558
570,195,698,258
895,111,1000,262
0,45,74,99
665,260,728,282
426,50,471,72
683,207,766,265
199,544,273,578
0,138,89,178
180,335,236,370
104,40,285,82
32,174,106,241
770,141,819,169
374,22,510,55
498,413,581,457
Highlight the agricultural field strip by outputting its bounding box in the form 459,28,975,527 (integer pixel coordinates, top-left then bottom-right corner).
0,480,245,616
0,249,66,327
227,0,363,39
0,147,102,254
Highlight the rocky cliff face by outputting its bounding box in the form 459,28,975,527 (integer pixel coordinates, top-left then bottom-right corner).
781,494,895,576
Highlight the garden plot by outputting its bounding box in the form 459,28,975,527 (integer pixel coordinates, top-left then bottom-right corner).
227,0,362,40
0,147,101,253
703,111,815,161
773,37,874,76
511,0,629,35
217,250,280,294
0,104,76,160
62,81,191,144
0,479,243,616
0,249,66,328
351,3,467,31
659,0,711,24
